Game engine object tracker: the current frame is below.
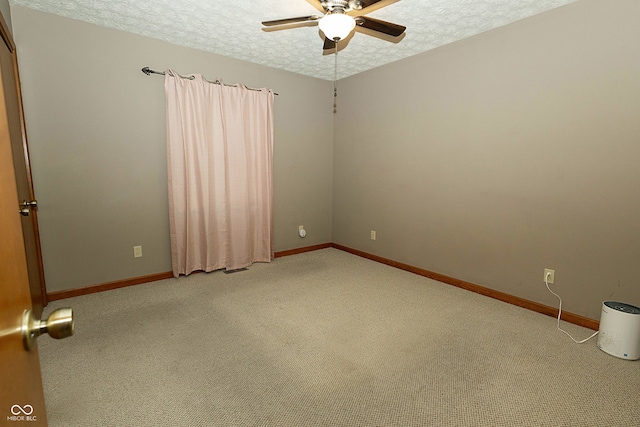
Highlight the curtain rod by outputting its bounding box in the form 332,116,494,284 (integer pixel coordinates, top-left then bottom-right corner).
141,67,278,95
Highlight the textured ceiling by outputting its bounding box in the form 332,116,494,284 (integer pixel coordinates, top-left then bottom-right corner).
10,0,579,80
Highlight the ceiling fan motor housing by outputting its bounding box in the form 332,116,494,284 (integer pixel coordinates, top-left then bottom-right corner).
321,0,362,14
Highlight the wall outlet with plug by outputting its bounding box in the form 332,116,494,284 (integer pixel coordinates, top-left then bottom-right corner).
544,268,555,284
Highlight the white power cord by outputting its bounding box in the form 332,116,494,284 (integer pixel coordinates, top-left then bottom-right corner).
545,273,599,343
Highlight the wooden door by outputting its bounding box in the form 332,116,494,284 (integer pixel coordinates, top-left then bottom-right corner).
0,36,48,427
0,10,48,426
0,10,47,318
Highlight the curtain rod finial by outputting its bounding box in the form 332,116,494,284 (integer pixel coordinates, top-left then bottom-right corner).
142,67,152,76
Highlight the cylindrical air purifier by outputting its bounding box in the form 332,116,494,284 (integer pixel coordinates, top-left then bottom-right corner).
597,301,640,360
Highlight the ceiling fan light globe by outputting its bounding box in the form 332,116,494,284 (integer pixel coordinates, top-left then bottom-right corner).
318,13,356,41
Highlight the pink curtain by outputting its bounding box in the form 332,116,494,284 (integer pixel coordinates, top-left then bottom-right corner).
164,70,275,277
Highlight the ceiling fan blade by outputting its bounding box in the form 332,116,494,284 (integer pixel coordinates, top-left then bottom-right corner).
262,15,321,27
323,37,337,51
355,16,405,37
353,0,385,9
349,0,399,15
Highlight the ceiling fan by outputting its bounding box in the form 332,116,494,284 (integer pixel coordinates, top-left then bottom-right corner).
262,0,406,51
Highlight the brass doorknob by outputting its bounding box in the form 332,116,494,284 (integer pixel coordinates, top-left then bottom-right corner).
22,308,74,351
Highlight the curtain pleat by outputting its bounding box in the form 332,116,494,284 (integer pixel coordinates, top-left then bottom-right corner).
165,70,274,277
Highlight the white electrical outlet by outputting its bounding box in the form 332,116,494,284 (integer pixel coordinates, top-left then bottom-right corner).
370,230,376,240
134,245,143,258
544,268,555,284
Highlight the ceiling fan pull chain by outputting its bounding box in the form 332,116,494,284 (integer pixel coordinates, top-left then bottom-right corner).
333,42,338,114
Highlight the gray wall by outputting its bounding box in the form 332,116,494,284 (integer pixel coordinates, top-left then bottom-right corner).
333,0,640,320
12,6,334,293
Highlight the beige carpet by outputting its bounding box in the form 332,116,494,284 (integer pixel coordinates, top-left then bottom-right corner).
38,248,639,426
